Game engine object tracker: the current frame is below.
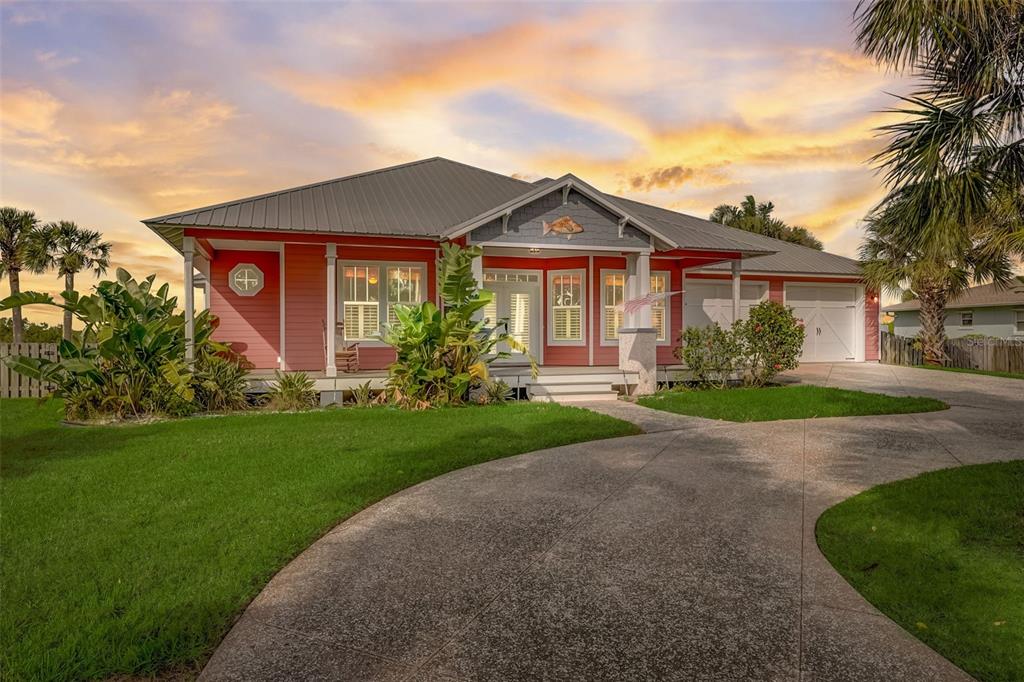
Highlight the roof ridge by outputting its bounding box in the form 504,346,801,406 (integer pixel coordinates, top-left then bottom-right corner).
433,157,536,188
611,192,849,260
142,156,447,224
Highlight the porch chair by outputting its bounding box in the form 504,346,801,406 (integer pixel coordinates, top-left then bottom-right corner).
323,319,360,373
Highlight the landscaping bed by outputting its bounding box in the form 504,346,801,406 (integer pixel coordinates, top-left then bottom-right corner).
817,462,1024,682
638,384,948,422
0,399,638,681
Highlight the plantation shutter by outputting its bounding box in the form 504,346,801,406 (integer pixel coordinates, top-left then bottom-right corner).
650,273,668,341
603,273,625,340
551,273,583,342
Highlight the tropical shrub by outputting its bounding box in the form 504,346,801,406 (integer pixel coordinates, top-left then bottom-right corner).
735,301,805,386
675,323,745,389
478,378,513,404
380,243,536,409
193,354,251,412
349,379,376,407
0,269,244,420
265,371,317,411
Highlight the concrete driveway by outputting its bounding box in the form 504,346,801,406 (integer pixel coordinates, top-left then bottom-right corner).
201,364,1023,681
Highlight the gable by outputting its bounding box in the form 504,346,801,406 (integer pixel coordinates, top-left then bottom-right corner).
468,189,651,250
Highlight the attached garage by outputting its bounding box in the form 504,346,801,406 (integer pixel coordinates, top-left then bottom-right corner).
684,281,767,328
785,283,865,362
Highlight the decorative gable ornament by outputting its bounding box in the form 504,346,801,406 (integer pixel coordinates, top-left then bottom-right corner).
542,216,584,240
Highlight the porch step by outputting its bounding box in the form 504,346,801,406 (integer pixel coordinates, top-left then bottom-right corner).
527,381,620,403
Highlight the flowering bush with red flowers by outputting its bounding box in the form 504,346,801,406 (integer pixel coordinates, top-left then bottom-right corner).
675,322,746,389
736,301,805,386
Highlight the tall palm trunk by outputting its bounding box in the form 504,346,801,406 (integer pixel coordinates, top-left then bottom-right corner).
63,272,74,341
9,267,23,344
917,285,948,365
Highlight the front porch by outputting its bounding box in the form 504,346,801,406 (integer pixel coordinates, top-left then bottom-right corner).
247,364,696,402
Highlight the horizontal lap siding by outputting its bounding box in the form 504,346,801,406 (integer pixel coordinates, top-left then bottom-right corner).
285,244,327,371
210,250,280,369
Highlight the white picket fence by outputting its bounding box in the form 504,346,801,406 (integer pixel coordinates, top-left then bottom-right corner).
0,343,58,398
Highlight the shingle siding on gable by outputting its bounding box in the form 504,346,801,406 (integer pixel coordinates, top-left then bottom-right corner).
470,190,651,249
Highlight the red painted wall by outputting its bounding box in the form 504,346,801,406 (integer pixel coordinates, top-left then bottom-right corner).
202,227,878,369
210,250,280,369
284,244,327,371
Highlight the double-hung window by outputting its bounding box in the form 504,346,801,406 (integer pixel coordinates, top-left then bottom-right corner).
960,311,973,328
343,265,380,340
342,262,426,341
1015,309,1024,334
650,273,668,342
549,271,584,343
601,270,670,343
386,266,423,326
603,273,625,341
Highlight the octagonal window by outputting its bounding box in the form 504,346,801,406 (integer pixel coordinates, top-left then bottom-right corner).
229,263,264,296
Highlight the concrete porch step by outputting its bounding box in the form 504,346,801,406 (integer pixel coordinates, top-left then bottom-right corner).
528,390,620,403
527,379,620,403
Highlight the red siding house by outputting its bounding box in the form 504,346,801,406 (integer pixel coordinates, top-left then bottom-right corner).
143,158,878,397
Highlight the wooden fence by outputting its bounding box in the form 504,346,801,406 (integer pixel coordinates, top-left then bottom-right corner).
880,331,1024,374
0,343,57,398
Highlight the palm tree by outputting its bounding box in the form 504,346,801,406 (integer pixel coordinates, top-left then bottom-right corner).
854,0,1023,251
33,221,112,340
0,207,48,344
860,190,1013,365
710,195,823,249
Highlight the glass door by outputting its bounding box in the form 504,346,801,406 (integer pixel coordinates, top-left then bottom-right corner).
482,271,540,361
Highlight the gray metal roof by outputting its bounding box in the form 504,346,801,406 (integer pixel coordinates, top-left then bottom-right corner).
885,279,1024,312
143,157,860,275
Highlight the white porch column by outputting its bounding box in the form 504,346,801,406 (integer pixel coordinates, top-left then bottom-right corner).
624,253,639,327
679,267,686,335
619,250,656,396
183,237,195,363
637,251,652,329
325,244,338,377
471,246,484,321
731,259,742,322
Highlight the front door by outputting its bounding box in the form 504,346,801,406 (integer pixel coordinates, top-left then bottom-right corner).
483,271,541,362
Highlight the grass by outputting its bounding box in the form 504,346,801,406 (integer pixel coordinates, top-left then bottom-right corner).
637,384,948,422
912,364,1024,380
0,399,638,681
817,462,1024,682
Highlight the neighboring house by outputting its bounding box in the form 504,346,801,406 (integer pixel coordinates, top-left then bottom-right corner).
142,158,879,394
885,278,1024,339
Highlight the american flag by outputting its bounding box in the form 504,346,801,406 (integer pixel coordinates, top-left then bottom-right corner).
617,290,682,316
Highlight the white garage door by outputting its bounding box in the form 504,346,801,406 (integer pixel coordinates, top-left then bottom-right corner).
684,282,768,328
786,284,860,362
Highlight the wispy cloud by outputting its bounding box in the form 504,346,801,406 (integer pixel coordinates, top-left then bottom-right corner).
34,49,79,69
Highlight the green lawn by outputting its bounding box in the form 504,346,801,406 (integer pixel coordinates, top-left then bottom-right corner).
0,399,638,681
817,462,1024,682
637,385,947,422
912,364,1024,380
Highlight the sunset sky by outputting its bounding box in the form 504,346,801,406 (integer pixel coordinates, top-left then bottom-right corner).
2,0,911,323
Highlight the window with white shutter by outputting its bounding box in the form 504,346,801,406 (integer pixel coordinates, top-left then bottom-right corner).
549,271,584,343
601,270,671,344
341,262,426,341
603,273,625,341
386,266,423,326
